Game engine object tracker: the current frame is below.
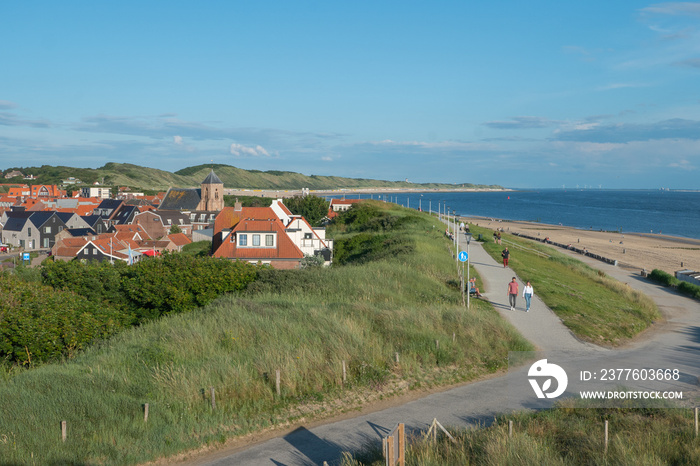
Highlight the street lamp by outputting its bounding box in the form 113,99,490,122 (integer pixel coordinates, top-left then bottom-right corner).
453,210,457,258
465,231,472,308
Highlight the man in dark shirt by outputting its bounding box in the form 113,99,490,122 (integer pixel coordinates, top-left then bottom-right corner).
501,247,510,267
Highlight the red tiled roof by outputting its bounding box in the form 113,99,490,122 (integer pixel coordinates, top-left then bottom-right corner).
213,206,242,235
213,218,303,260
168,232,192,247
330,198,363,206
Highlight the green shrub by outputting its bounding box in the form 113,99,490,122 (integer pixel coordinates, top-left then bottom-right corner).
0,274,128,365
121,254,259,320
283,195,329,227
648,269,678,286
332,203,383,231
333,233,414,265
678,281,700,299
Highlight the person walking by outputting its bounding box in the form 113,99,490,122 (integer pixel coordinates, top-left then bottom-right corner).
507,277,519,311
501,247,510,267
523,281,534,312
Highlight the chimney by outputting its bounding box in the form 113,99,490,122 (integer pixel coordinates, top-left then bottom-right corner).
234,198,242,212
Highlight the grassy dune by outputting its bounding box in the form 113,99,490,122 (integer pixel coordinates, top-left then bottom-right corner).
0,202,530,465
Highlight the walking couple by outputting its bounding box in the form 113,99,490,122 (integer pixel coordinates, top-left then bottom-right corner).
507,277,534,312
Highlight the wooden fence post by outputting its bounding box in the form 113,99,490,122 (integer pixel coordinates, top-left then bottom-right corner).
604,420,608,454
276,369,281,396
342,360,347,385
61,421,67,442
210,387,216,410
508,420,513,438
395,352,399,364
387,434,395,465
398,423,405,466
695,407,698,438
435,339,439,350
144,403,149,422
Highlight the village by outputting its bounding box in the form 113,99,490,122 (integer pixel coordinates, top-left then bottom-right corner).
0,170,362,269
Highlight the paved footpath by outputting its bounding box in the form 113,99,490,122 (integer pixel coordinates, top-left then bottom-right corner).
183,228,700,466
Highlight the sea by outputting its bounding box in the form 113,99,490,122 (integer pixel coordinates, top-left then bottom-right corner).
325,189,700,241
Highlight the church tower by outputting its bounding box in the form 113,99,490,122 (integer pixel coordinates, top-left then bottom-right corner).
199,169,224,211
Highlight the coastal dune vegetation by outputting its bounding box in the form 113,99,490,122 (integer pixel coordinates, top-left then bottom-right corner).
0,162,503,192
343,400,700,465
0,201,530,465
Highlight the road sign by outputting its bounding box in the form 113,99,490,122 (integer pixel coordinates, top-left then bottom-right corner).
458,251,468,262
22,252,30,262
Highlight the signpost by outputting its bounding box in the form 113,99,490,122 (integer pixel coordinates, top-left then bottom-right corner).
458,251,467,305
22,252,30,264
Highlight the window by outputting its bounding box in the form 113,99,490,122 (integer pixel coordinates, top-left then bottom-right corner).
239,234,247,246
43,238,49,248
27,228,31,237
252,234,260,246
44,226,51,234
304,233,313,240
265,235,274,246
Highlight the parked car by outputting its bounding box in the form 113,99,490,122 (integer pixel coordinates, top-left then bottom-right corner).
0,244,8,253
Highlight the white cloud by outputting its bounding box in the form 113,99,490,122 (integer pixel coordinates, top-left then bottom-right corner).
321,156,333,161
668,159,696,170
230,143,270,157
641,3,700,17
595,82,650,91
173,135,183,145
366,139,496,151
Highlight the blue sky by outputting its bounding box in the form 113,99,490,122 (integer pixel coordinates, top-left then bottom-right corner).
2,1,699,188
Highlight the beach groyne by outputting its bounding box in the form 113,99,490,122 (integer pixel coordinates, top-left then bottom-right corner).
512,232,618,267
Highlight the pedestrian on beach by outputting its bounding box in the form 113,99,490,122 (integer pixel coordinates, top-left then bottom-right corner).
497,232,502,245
523,281,534,312
507,277,519,311
501,247,510,267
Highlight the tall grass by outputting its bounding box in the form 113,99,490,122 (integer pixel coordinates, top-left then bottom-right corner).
342,401,700,465
470,225,659,346
0,203,532,465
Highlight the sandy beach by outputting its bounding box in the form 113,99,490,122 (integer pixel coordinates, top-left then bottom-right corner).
467,217,700,275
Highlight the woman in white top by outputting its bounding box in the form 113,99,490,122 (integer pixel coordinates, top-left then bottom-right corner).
523,281,534,312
